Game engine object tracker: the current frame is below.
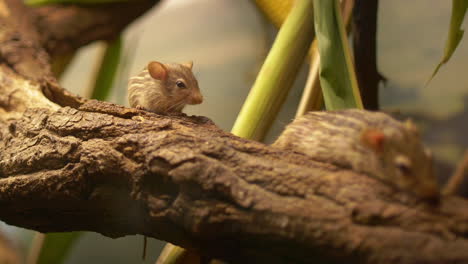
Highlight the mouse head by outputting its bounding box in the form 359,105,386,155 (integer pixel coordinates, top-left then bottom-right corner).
361,122,439,201
147,61,203,106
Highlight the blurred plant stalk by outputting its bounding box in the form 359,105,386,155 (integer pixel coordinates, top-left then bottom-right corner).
89,37,122,100
296,0,354,116
313,0,363,110
295,40,322,116
254,0,356,117
27,232,82,264
232,0,315,140
156,244,191,264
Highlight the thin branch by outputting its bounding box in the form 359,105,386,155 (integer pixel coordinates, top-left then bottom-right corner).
443,150,468,195
352,0,384,110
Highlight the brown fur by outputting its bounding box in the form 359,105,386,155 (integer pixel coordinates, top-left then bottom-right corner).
273,109,439,200
128,61,203,114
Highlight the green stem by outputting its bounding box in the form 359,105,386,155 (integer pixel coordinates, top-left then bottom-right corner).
231,0,315,140
91,36,122,100
313,0,363,110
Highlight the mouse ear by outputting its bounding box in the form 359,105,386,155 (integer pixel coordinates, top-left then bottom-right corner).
361,128,386,153
404,119,420,137
148,61,168,81
182,61,193,70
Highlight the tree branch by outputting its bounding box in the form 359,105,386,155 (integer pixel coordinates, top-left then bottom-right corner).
31,0,159,58
1,0,468,263
352,0,384,110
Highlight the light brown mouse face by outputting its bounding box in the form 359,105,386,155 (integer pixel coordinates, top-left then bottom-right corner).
148,61,203,106
361,127,439,200
389,147,438,200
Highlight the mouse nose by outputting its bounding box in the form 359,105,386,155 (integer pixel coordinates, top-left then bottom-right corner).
189,93,203,105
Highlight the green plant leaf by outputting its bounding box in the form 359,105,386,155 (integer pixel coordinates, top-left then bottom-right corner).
33,232,82,264
313,0,363,110
231,0,315,140
91,36,122,101
428,0,468,83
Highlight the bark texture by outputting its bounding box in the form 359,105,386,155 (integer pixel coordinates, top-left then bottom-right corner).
32,0,159,58
0,0,468,263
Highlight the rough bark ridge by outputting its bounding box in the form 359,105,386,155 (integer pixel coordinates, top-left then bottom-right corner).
0,0,468,263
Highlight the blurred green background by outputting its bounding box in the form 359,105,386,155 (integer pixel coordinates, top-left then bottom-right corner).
2,0,467,263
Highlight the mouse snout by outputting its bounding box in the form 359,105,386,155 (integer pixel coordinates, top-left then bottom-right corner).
417,179,440,203
188,92,203,105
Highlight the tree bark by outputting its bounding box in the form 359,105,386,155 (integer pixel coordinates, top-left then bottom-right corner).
32,0,159,58
1,0,468,263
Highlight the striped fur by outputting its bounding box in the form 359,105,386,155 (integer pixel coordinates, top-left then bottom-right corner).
128,62,203,114
273,109,439,199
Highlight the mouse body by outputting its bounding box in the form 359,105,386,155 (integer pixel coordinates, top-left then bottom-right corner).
273,109,439,200
128,61,203,114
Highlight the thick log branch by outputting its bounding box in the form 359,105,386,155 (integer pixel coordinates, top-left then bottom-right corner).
1,0,468,263
2,98,468,264
32,0,160,57
2,101,468,264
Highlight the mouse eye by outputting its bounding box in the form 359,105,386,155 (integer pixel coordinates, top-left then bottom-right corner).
176,81,187,89
394,155,412,175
